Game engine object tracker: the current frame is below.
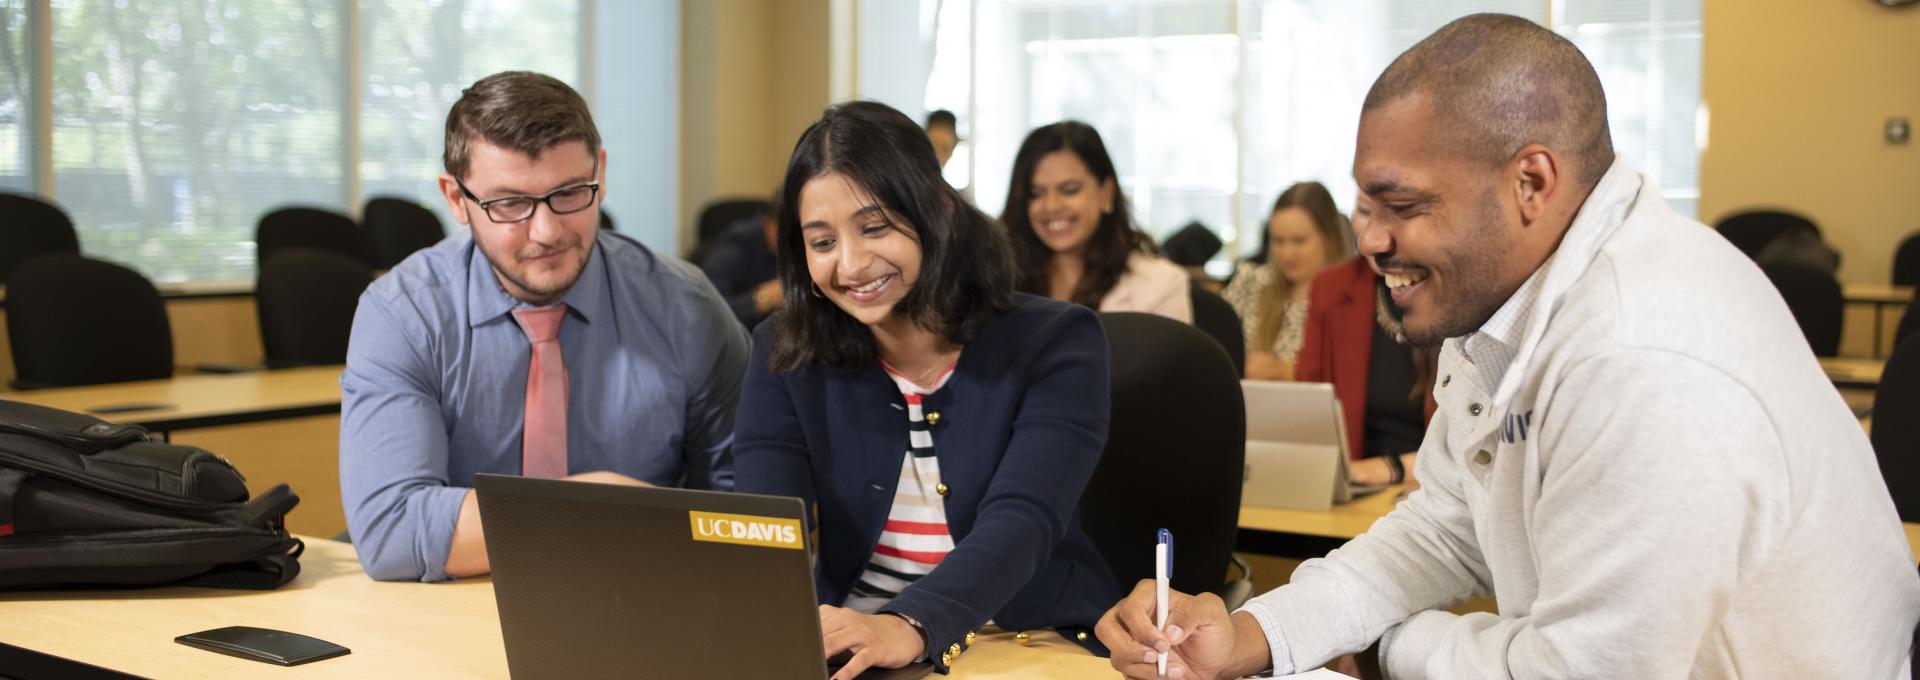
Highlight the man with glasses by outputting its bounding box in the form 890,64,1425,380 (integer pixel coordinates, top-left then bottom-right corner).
340,71,749,582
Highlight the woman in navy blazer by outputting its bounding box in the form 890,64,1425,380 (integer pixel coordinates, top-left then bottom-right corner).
734,101,1120,679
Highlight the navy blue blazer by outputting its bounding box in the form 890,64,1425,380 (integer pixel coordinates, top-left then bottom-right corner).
734,294,1121,669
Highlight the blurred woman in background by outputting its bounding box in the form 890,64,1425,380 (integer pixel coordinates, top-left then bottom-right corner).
1002,121,1191,323
1221,181,1351,380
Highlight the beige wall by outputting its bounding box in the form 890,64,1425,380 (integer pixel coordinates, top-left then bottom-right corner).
678,0,834,252
770,0,834,176
1700,0,1920,286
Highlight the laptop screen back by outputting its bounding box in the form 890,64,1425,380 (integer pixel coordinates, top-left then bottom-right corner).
1241,380,1346,455
475,475,825,680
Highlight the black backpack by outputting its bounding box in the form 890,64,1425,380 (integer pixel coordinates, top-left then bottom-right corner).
0,399,303,589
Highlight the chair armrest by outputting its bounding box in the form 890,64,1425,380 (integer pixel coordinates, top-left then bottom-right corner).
1220,578,1254,611
1220,553,1255,610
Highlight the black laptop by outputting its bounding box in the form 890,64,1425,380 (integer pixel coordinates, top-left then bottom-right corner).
475,474,933,679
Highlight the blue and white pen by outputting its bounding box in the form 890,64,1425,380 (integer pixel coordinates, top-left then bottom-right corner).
1155,528,1174,676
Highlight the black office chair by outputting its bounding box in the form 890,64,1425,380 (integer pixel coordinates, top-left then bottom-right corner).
1762,263,1844,357
1715,209,1820,260
688,198,770,263
1083,312,1252,608
257,206,368,267
1894,232,1920,288
600,209,616,233
0,192,82,284
256,248,375,369
1874,333,1920,524
1162,222,1223,268
5,255,172,389
1189,283,1245,377
362,197,445,270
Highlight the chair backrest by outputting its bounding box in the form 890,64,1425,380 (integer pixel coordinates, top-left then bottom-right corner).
1894,231,1920,288
1715,209,1820,260
1761,262,1843,357
0,192,81,284
362,197,445,270
5,254,172,389
1873,333,1920,523
1082,312,1245,597
689,199,770,261
1188,283,1245,377
256,248,375,368
599,209,615,233
1161,222,1223,267
257,206,368,267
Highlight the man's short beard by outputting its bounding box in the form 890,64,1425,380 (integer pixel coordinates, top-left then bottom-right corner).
1375,188,1510,349
1375,279,1413,345
494,260,576,300
1377,276,1459,348
479,235,588,302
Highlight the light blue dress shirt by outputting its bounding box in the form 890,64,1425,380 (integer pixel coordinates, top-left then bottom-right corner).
340,230,749,582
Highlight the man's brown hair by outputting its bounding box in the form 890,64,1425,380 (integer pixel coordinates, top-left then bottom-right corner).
443,71,600,180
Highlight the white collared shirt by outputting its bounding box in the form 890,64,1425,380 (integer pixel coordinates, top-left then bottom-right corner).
1238,159,1919,678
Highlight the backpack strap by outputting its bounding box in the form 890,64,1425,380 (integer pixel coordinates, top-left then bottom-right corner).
180,537,305,589
239,484,300,529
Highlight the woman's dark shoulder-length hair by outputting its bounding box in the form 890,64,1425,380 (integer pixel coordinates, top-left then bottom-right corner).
1000,121,1152,308
769,100,1017,373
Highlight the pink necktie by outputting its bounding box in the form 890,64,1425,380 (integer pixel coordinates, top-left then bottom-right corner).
512,305,569,479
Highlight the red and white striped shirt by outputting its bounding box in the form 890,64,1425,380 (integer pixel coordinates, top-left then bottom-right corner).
843,360,958,614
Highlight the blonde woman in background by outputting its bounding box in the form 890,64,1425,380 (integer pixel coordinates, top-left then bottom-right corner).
1221,182,1352,380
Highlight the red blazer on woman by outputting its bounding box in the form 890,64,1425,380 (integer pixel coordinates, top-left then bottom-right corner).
1294,257,1437,459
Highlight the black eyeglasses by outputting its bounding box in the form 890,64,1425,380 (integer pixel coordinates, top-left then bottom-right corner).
456,172,601,224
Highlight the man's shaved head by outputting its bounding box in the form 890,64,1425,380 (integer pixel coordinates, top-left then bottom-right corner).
1364,14,1614,191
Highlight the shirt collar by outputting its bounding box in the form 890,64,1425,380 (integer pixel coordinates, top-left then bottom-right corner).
466,235,611,327
1459,251,1553,390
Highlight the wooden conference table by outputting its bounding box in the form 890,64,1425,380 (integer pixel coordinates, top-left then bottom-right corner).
1842,283,1914,358
1844,283,1914,308
1237,486,1920,563
0,538,1114,680
1237,486,1406,558
0,365,345,434
1820,356,1886,390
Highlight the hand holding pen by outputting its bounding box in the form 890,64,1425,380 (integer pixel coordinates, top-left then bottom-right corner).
1092,528,1278,680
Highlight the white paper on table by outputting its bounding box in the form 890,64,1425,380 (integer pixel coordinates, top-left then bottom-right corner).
1271,668,1358,679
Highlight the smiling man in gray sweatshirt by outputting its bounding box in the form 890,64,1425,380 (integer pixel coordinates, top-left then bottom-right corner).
1099,13,1920,679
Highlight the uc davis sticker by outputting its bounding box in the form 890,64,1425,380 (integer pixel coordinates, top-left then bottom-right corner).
688,511,803,550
